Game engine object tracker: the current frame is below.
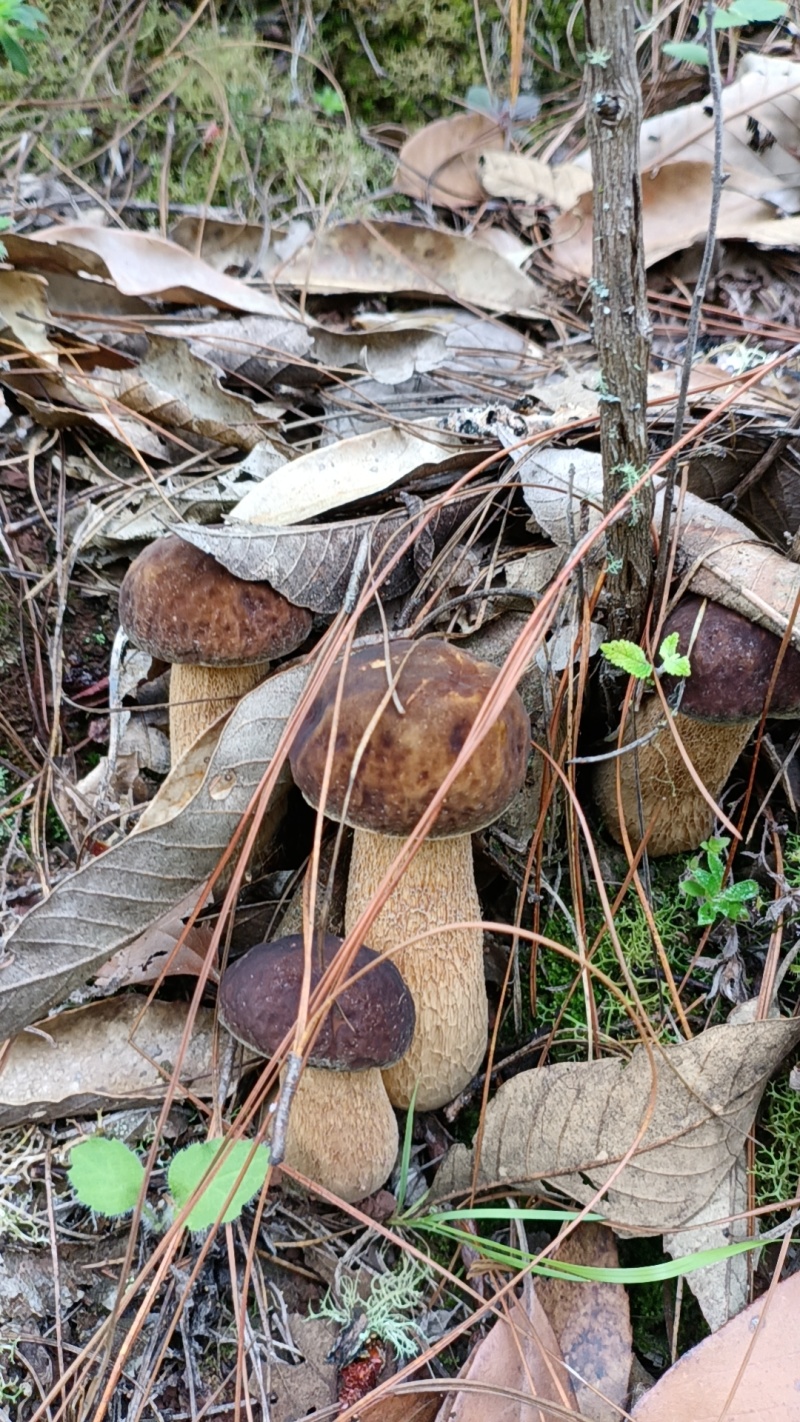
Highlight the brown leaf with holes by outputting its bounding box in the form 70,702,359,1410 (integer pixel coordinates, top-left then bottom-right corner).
537,1224,632,1421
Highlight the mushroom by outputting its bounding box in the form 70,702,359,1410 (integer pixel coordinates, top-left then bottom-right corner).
119,535,312,760
217,932,415,1203
289,638,530,1111
594,596,800,856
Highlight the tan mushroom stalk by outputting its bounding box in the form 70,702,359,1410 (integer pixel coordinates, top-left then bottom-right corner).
290,639,530,1112
217,933,415,1203
594,596,800,856
119,534,312,761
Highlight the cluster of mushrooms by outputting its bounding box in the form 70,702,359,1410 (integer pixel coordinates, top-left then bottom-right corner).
118,534,800,1202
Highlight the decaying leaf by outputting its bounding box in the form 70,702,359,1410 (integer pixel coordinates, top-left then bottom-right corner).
170,214,311,277
479,152,593,213
536,1223,632,1422
273,220,550,316
394,113,504,208
229,421,474,526
436,1290,577,1421
154,312,314,386
0,269,58,364
0,662,308,1040
178,485,487,615
433,1017,800,1230
632,1271,800,1420
0,997,217,1127
263,1313,336,1422
663,1157,751,1332
93,888,216,993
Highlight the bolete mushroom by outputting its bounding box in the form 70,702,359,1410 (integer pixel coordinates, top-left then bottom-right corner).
594,596,800,856
289,638,530,1111
217,932,415,1203
119,534,312,760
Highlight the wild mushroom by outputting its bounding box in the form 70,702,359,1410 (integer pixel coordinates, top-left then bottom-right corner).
289,638,530,1111
594,595,800,856
217,933,415,1203
119,534,312,760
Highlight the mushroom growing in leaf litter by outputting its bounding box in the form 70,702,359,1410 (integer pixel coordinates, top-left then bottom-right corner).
217,933,415,1203
594,596,800,856
119,534,312,760
290,638,530,1111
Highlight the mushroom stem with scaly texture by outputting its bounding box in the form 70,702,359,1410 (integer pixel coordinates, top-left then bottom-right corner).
119,534,312,761
594,596,800,856
290,638,531,1112
217,934,415,1204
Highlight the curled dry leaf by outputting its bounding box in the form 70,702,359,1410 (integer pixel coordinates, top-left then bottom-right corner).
177,486,486,615
93,887,216,993
229,421,475,526
0,269,58,364
0,997,216,1128
433,1017,800,1230
536,1223,631,1422
273,220,550,316
5,226,287,316
632,1271,800,1420
0,662,308,1040
394,113,504,208
436,1290,577,1421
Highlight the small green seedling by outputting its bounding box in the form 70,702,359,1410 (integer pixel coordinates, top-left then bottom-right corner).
0,1,47,75
313,1256,428,1360
314,85,344,117
600,631,691,685
680,836,759,926
68,1135,270,1232
664,1,787,67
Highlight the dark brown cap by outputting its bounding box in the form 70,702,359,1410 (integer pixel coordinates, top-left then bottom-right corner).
661,596,800,721
290,638,530,837
217,934,415,1070
119,534,312,666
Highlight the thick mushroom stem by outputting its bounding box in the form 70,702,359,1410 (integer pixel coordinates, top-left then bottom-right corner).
169,661,268,761
345,831,487,1111
594,699,754,858
283,1062,399,1203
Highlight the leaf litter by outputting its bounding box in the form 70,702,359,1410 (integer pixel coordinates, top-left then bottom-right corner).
4,10,800,1421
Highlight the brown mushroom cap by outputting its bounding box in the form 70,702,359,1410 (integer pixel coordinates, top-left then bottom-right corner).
119,535,312,666
661,596,800,721
217,933,415,1070
290,638,530,837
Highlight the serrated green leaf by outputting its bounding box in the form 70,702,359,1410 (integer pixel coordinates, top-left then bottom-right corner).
168,1139,270,1231
658,632,692,678
68,1137,145,1218
663,40,710,65
599,640,654,680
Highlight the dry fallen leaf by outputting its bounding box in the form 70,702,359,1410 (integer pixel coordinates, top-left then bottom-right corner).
663,1158,751,1332
0,997,216,1127
479,152,593,213
632,1271,800,1420
434,1018,800,1230
154,312,314,387
436,1289,577,1421
273,220,549,316
394,113,504,208
263,1313,336,1422
93,888,216,992
0,269,58,364
536,1223,632,1422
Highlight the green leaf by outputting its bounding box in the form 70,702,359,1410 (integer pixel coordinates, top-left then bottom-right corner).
599,640,654,681
168,1138,270,1231
719,879,759,903
682,867,720,897
68,1138,145,1218
658,632,692,679
697,901,719,925
0,30,29,73
717,0,786,24
663,40,710,65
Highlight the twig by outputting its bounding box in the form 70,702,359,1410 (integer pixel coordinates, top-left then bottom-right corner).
654,1,726,612
269,1050,303,1167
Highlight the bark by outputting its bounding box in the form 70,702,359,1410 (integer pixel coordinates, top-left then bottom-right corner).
584,0,653,641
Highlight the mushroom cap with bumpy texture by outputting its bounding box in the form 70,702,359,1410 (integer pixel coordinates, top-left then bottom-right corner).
119,534,312,667
290,638,531,837
217,934,415,1070
661,596,800,721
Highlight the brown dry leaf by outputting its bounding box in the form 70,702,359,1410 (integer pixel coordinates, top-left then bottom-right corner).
537,1224,632,1422
360,1391,443,1421
229,421,473,526
178,486,485,615
171,214,311,276
479,152,593,213
663,1158,751,1332
5,226,286,316
632,1271,800,1420
394,114,504,208
273,220,549,316
436,1291,577,1421
1,366,172,459
93,888,216,992
114,334,284,453
0,269,58,364
0,997,216,1127
154,312,314,386
263,1313,336,1422
0,661,308,1040
550,161,772,277
434,1018,800,1230
312,324,449,385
